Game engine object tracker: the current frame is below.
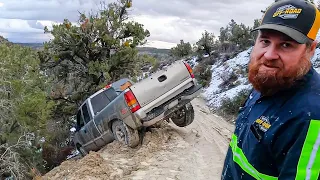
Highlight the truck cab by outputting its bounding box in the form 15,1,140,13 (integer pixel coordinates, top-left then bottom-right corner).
74,86,120,154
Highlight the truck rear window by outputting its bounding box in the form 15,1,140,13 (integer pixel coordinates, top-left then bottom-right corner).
91,88,118,115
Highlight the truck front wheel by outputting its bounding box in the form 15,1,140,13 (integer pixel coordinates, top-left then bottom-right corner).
170,103,194,127
112,120,140,148
76,144,88,157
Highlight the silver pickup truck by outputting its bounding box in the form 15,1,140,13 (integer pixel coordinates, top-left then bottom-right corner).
73,60,202,156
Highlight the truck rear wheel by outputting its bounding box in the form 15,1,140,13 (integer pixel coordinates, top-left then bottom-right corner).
112,120,140,148
171,103,194,127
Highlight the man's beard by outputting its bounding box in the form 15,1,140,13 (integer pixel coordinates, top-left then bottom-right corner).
248,56,311,96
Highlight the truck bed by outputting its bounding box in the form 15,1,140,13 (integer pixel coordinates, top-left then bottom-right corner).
130,60,194,114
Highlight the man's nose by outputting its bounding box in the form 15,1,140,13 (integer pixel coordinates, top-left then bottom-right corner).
264,45,279,60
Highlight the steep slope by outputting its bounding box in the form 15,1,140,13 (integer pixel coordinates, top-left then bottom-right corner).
42,98,234,180
203,48,253,111
0,36,13,46
203,33,320,111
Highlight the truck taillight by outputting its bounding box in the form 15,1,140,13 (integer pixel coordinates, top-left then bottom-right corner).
124,90,141,113
184,62,195,78
105,84,112,88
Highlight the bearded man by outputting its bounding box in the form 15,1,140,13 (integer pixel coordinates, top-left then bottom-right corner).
221,0,320,179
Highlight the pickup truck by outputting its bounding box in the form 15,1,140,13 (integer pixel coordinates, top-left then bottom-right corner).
73,60,202,156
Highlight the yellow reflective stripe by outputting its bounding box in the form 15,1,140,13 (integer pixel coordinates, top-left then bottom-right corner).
296,120,320,180
230,134,278,180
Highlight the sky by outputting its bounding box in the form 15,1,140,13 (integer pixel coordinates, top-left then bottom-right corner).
0,0,276,49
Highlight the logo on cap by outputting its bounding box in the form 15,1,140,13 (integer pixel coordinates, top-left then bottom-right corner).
272,4,302,19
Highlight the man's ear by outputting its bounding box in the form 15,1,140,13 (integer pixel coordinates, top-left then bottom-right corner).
311,40,318,51
308,40,318,58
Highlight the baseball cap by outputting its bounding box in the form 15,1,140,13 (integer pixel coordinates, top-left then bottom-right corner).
252,0,320,44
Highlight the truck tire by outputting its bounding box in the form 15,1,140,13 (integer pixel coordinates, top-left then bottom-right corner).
77,144,88,157
171,103,194,127
112,120,140,148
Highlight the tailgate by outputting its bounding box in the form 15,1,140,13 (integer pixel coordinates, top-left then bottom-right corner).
130,60,191,108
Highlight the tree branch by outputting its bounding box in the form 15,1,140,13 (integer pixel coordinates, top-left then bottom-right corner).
49,97,76,104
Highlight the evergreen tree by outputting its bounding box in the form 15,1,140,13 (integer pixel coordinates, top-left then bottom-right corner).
228,20,252,49
40,0,150,105
218,19,253,51
170,40,193,58
219,27,229,43
37,0,151,173
196,30,216,55
38,0,150,144
0,43,54,179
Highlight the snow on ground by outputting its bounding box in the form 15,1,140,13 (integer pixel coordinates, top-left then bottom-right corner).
203,48,253,110
190,56,199,67
311,48,320,73
185,56,198,68
311,31,320,73
202,35,320,111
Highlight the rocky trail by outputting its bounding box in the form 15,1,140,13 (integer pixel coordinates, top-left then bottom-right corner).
42,97,235,180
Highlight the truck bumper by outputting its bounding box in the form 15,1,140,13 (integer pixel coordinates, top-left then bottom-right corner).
137,84,202,127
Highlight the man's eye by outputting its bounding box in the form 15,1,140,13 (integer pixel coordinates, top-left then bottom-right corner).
261,40,269,44
282,43,291,48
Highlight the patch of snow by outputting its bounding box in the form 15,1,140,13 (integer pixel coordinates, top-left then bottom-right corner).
66,150,80,160
203,40,320,111
39,137,46,143
311,48,320,69
186,56,198,68
313,30,320,74
205,83,252,109
70,127,76,132
316,31,320,42
225,47,252,68
143,72,150,77
203,53,209,58
203,48,253,110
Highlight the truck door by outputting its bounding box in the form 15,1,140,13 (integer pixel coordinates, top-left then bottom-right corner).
80,103,99,151
75,110,86,145
89,88,116,147
90,88,119,143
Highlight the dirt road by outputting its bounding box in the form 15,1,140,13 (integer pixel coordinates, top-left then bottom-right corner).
43,97,235,180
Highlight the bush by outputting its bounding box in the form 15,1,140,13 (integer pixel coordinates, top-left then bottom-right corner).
218,72,238,91
0,43,55,179
217,88,251,120
194,64,212,87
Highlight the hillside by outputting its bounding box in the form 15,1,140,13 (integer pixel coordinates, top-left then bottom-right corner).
201,33,320,116
0,36,13,45
42,98,234,180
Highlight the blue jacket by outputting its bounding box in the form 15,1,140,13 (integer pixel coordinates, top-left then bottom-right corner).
221,67,320,180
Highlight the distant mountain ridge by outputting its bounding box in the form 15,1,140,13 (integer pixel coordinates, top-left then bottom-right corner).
16,42,171,54
15,43,44,49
